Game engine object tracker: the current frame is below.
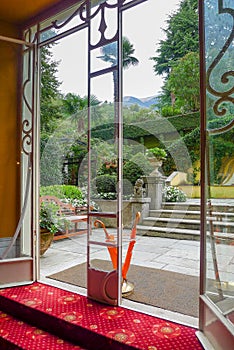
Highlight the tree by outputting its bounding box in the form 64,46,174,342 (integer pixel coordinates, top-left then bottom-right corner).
151,0,199,77
40,45,62,135
167,52,200,112
62,93,100,132
98,37,139,138
98,37,139,102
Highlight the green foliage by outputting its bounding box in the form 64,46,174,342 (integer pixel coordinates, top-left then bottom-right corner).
93,152,153,198
208,115,234,136
99,37,139,69
129,152,153,177
147,147,167,160
161,105,181,117
94,175,116,194
163,186,187,202
151,0,198,113
40,185,83,200
40,45,63,136
122,178,134,196
209,137,234,184
62,93,100,133
95,107,199,137
40,202,67,234
165,114,234,184
151,0,198,76
123,161,145,186
167,52,200,112
92,112,200,141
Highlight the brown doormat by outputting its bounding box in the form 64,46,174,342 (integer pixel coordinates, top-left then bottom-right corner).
47,259,199,317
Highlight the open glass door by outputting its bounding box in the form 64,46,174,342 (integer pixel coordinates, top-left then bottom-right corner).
0,30,37,287
87,0,123,305
87,0,146,305
198,0,234,348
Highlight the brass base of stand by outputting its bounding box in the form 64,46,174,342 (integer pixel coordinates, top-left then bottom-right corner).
122,280,134,296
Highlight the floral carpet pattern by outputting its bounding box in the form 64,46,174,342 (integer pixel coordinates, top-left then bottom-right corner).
0,282,203,349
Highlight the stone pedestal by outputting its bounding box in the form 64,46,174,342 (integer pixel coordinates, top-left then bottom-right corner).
130,197,151,224
142,175,166,210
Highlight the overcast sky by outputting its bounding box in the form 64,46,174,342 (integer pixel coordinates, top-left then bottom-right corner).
52,0,181,101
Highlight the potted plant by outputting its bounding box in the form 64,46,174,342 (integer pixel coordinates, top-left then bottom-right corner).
146,147,167,160
39,202,64,256
146,147,167,176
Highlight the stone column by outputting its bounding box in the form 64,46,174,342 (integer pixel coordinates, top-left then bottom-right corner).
142,175,166,210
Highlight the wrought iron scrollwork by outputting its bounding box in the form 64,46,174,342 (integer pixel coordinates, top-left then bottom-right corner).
85,0,125,49
206,0,234,120
52,0,88,29
22,28,35,155
22,120,32,156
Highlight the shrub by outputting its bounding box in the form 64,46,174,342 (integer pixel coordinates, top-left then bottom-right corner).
122,178,133,195
94,175,117,194
123,160,145,186
40,185,83,200
163,186,187,202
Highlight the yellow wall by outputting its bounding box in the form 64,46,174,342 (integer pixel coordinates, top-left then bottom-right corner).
180,185,234,199
0,21,21,238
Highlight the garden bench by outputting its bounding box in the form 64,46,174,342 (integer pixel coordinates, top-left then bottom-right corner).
40,195,88,240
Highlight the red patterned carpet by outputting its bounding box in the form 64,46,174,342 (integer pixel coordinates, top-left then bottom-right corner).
0,310,84,349
0,282,203,349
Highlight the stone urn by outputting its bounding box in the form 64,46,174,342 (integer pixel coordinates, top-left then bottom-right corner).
149,158,163,176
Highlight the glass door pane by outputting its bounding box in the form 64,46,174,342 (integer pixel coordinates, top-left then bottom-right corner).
87,0,122,305
199,0,234,348
0,30,36,286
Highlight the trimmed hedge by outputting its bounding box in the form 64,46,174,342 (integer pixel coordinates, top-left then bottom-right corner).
40,185,83,200
91,112,200,141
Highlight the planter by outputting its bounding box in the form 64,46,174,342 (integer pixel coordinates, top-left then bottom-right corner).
40,228,54,256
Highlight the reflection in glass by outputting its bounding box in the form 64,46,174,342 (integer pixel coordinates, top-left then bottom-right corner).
90,72,115,106
40,2,87,43
91,42,117,73
204,0,234,326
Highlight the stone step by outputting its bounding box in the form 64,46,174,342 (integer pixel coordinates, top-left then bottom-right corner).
162,202,234,213
142,217,200,230
162,203,200,211
136,225,200,240
137,201,234,240
150,209,201,219
149,209,234,220
136,225,234,242
141,217,234,232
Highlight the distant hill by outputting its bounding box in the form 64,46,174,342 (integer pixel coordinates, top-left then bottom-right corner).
123,95,159,109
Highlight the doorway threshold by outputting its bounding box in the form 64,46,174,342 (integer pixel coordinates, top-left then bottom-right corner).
40,276,198,329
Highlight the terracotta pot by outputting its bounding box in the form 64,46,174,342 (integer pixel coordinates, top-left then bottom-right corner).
40,228,54,256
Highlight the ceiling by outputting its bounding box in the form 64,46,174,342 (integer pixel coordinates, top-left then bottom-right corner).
0,0,61,24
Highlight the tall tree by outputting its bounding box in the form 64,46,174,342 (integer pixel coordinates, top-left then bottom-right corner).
40,45,64,156
98,37,139,137
167,52,200,112
98,37,139,102
151,0,199,113
151,0,198,77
